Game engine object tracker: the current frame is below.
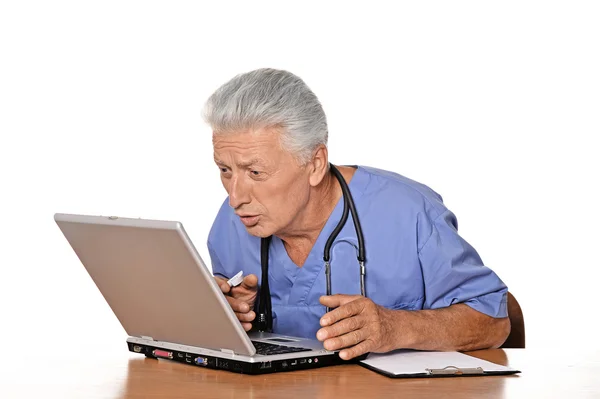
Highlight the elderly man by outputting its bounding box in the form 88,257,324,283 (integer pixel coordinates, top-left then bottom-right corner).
204,68,510,360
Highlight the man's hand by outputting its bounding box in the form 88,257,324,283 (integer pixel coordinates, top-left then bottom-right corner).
317,294,398,360
214,274,258,331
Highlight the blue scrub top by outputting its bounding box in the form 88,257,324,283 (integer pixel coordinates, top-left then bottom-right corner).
208,166,508,339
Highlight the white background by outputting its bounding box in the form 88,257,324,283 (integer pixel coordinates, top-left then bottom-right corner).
1,1,599,357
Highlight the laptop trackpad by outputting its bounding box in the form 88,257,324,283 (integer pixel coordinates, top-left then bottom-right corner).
266,337,298,343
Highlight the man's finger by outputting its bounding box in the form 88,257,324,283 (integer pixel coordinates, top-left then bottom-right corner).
239,274,258,290
235,310,256,322
321,324,368,352
319,294,362,309
339,340,372,360
316,314,365,341
319,295,364,326
241,322,253,331
226,296,250,313
214,276,231,294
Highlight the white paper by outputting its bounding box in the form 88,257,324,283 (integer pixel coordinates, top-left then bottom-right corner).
360,350,517,376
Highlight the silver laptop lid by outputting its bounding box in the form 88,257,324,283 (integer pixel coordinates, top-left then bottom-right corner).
54,213,256,356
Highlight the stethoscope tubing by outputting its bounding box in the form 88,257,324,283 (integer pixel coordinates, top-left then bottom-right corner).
256,163,367,332
325,164,366,311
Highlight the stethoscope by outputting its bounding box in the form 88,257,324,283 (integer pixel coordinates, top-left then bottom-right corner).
256,164,366,333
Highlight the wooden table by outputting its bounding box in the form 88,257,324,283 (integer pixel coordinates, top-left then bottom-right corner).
2,348,599,398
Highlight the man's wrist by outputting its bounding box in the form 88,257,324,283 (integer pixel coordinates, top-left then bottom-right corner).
384,307,419,350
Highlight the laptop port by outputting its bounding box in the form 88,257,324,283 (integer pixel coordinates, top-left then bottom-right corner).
299,359,307,364
217,359,229,369
133,345,142,353
152,349,173,359
194,357,208,366
260,361,272,369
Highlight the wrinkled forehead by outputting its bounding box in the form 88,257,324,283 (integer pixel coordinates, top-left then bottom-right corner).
212,125,280,142
212,127,281,150
212,127,293,166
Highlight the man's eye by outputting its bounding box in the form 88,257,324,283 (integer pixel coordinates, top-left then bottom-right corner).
219,167,230,174
251,170,260,176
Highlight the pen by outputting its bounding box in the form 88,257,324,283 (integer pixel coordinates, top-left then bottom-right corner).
227,270,244,287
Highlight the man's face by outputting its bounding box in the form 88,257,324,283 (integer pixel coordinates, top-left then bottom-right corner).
212,127,312,237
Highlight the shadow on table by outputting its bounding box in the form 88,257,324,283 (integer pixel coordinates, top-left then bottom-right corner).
117,350,512,399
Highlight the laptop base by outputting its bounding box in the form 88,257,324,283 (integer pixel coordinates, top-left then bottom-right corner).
128,341,347,374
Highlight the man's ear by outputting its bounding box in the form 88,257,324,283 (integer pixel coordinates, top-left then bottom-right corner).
308,145,329,187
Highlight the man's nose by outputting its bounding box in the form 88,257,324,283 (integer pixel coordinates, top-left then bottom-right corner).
228,175,251,209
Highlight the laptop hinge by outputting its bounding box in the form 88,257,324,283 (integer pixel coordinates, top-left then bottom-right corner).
141,336,154,341
220,348,235,355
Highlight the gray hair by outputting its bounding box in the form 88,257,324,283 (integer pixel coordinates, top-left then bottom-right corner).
203,68,328,164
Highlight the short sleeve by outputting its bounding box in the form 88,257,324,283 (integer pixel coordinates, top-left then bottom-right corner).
207,197,233,279
418,210,508,318
208,242,227,279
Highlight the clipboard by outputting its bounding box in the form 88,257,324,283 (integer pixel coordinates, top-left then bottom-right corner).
358,350,521,378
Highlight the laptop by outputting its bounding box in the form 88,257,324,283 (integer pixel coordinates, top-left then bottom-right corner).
54,213,346,374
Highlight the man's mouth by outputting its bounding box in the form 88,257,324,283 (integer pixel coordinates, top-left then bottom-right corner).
237,214,260,227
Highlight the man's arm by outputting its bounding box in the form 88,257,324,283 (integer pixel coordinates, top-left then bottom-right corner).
317,295,510,360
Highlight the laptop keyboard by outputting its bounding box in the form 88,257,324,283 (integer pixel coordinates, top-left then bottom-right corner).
251,341,312,356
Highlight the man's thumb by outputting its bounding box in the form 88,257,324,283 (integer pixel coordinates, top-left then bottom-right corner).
241,274,258,290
